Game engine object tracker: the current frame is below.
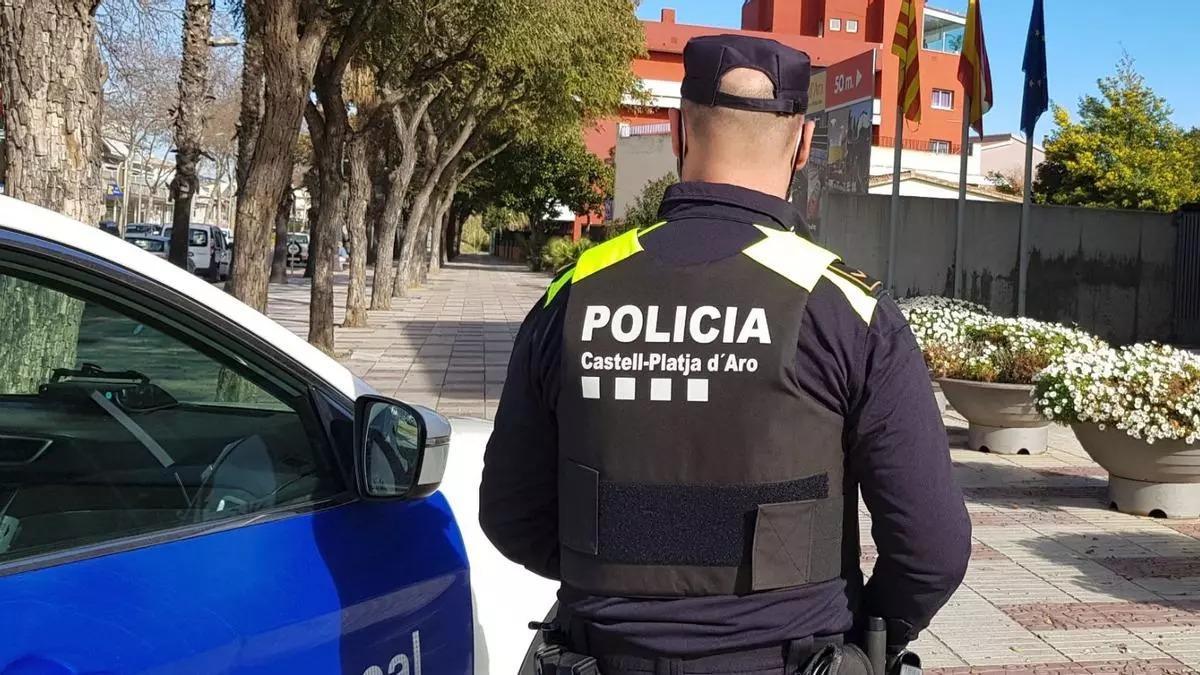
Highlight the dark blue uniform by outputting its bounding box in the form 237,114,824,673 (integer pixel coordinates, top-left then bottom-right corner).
481,181,971,657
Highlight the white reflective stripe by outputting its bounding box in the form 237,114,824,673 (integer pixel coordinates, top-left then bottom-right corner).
686,379,709,402
821,270,879,324
614,377,636,401
741,226,840,291
650,378,672,401
89,391,175,468
581,377,601,399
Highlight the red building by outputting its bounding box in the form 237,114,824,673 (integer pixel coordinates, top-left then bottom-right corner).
576,0,972,239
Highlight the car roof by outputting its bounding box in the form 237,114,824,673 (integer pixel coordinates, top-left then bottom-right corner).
0,195,368,401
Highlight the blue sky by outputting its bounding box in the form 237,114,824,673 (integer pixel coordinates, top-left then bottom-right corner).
635,1,1200,139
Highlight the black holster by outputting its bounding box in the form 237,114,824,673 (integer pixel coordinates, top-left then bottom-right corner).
798,643,874,675
799,644,922,675
534,644,600,675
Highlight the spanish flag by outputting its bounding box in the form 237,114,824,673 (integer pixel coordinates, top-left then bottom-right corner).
891,0,922,122
958,0,993,135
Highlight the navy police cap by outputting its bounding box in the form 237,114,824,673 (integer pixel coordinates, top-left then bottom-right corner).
681,34,811,115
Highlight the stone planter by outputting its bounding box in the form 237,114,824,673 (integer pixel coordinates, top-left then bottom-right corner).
1073,423,1200,519
937,378,1049,455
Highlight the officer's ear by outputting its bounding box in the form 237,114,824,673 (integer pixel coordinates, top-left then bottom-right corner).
794,119,816,170
669,108,683,159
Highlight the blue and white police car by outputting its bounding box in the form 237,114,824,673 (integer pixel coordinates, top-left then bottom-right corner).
0,196,559,674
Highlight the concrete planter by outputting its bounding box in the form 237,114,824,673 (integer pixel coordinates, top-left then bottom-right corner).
1073,423,1200,519
937,378,1049,455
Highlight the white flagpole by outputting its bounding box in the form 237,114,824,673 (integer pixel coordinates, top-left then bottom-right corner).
954,95,971,298
1018,133,1034,315
887,102,904,293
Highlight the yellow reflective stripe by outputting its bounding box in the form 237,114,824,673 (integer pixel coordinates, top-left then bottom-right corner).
741,225,839,291
544,265,575,307
572,229,643,284
821,269,879,324
639,220,668,236
544,229,645,306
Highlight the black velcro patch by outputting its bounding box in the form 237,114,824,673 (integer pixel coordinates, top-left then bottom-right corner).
597,474,830,567
827,260,883,296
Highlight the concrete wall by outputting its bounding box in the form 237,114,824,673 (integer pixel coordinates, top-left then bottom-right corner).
867,177,1006,201
979,139,1045,179
613,133,677,220
821,192,1177,344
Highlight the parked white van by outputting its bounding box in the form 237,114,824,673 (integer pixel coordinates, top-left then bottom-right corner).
162,224,230,280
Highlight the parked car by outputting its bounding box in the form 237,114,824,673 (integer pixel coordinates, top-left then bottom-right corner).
126,223,163,237
162,224,230,281
287,232,310,264
124,234,197,275
0,194,475,674
98,220,119,236
220,226,234,249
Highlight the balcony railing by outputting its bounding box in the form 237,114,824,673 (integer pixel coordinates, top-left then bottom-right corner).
876,136,967,155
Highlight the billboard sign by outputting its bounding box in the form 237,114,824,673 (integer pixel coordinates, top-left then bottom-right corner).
824,49,876,109
791,50,877,235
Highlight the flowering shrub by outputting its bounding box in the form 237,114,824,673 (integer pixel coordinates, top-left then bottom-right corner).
898,296,991,346
1034,344,1200,444
898,296,1103,385
926,317,1105,384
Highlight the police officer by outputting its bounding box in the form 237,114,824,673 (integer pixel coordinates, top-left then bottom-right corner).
480,34,971,675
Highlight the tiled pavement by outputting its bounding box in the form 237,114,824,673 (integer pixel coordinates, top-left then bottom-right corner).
268,255,1200,673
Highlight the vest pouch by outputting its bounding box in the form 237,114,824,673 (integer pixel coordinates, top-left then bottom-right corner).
560,460,600,555
751,499,818,592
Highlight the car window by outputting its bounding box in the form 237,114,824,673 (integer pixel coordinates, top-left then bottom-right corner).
189,229,208,247
0,271,343,566
128,238,165,253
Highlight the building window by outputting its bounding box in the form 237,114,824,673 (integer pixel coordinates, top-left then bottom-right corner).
930,140,952,154
923,12,964,53
932,89,954,111
829,18,841,31
846,19,859,33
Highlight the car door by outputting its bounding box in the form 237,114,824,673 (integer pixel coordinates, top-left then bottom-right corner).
0,231,472,675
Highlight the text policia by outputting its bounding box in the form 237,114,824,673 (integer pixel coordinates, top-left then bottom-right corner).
579,304,771,376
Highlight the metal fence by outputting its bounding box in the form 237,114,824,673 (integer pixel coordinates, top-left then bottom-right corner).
1175,205,1200,344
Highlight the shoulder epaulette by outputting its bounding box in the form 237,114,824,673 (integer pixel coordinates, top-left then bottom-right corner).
820,260,881,323
825,260,884,297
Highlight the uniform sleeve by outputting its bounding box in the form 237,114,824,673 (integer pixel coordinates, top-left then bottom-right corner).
848,297,972,644
478,277,569,580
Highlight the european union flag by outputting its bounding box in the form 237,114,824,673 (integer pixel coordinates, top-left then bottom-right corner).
1021,0,1049,137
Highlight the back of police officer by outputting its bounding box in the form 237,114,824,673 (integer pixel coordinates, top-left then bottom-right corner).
481,34,972,675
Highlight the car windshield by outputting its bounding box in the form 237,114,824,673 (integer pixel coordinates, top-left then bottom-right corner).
126,224,156,234
128,238,165,253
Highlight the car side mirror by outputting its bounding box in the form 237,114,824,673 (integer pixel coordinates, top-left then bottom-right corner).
353,396,448,500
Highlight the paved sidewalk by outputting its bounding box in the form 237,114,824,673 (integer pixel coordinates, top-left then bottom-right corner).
268,255,1200,674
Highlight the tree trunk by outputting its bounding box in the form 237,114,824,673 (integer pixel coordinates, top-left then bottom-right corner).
227,0,328,313
370,97,435,309
305,68,350,353
369,170,404,309
235,0,263,192
393,186,434,297
0,0,102,394
170,0,212,270
343,133,370,327
269,188,292,283
415,208,433,285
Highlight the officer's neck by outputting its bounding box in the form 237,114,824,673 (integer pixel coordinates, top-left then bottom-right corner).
680,163,791,201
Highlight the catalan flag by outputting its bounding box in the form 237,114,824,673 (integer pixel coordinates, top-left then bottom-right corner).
958,0,993,135
891,0,922,122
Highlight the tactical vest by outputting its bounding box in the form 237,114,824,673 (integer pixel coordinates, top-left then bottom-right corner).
548,223,879,598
